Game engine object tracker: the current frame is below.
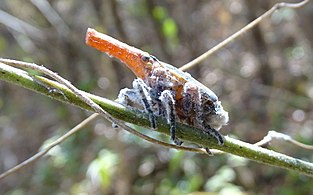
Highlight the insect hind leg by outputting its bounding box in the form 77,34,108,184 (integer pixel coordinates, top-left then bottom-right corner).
183,82,204,124
184,81,224,145
160,90,183,145
203,125,224,145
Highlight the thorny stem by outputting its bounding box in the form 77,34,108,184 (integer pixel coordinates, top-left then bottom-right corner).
179,0,310,71
1,61,313,177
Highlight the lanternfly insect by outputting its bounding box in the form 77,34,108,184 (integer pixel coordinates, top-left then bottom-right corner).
86,28,229,146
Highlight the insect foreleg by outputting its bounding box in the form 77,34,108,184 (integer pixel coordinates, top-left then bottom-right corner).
133,79,157,129
116,88,138,106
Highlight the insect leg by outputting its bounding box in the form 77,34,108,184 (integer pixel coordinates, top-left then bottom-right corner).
182,91,192,116
114,88,139,128
159,90,183,145
184,81,224,145
116,88,138,106
132,79,156,129
183,81,204,125
204,148,213,156
203,125,224,145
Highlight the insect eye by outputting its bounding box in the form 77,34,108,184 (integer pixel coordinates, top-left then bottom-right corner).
141,55,150,63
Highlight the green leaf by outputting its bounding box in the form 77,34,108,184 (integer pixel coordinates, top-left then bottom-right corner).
153,6,166,21
162,18,178,39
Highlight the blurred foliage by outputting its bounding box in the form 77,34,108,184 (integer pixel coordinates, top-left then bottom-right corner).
1,0,313,194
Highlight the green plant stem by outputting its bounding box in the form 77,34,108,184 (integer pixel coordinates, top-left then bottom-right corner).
1,62,313,177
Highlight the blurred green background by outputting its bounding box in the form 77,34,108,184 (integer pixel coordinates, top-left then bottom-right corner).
0,0,313,194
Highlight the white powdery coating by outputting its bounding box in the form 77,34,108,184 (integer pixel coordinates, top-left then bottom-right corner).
207,101,229,130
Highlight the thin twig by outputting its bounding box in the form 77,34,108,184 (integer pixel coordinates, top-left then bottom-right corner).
1,62,313,176
0,0,311,179
0,114,205,180
0,58,109,118
255,130,313,150
0,59,207,180
0,58,211,155
179,0,310,71
0,59,204,156
210,130,313,155
0,113,99,180
116,120,207,154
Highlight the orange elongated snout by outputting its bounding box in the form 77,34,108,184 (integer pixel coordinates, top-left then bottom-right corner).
86,28,151,79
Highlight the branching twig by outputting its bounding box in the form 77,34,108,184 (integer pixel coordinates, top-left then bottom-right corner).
1,61,313,177
210,130,313,156
0,58,111,119
255,130,313,150
0,113,99,180
116,120,207,154
0,59,206,179
0,0,311,180
0,112,206,180
179,0,310,71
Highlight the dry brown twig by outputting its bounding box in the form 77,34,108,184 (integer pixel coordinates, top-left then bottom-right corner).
179,0,310,71
0,113,99,180
0,0,311,180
